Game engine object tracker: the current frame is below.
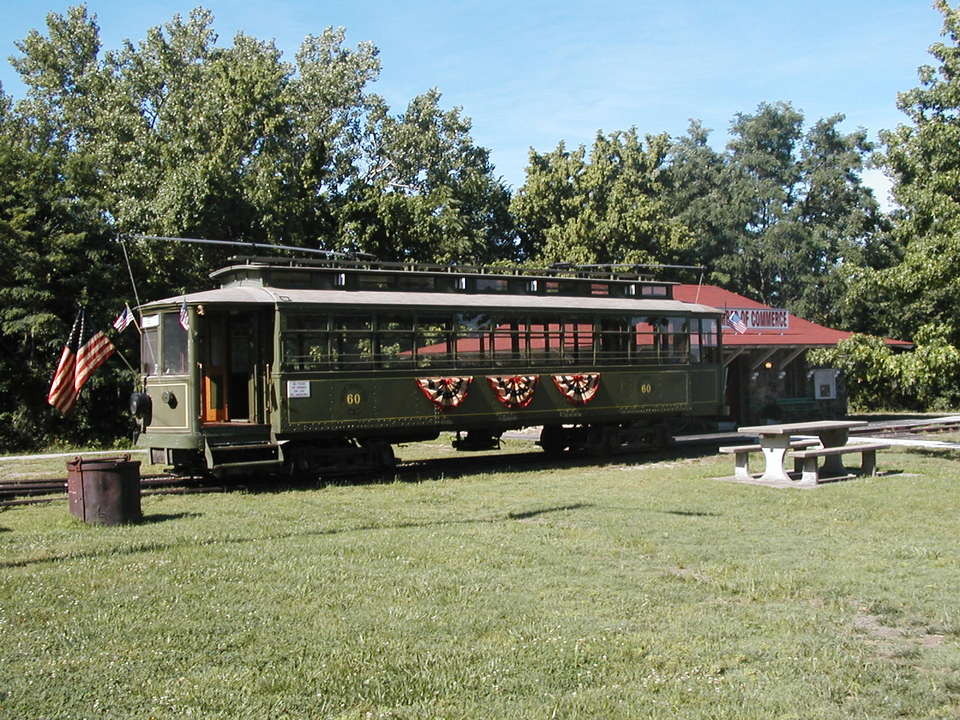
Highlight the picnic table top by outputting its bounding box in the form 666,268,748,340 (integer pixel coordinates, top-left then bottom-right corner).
737,420,868,436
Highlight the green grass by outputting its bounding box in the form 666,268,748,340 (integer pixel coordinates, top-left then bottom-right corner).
2,440,960,719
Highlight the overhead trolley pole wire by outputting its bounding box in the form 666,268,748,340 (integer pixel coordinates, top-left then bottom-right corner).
128,234,374,260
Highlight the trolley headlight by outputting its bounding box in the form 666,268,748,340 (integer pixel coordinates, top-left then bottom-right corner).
129,391,152,418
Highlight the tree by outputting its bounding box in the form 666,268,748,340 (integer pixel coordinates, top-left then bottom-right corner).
1,5,516,451
0,112,131,450
666,120,730,274
512,129,693,268
808,335,898,411
863,1,960,345
337,90,515,263
668,103,887,324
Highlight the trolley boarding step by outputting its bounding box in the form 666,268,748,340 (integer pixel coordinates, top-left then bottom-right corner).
203,435,281,471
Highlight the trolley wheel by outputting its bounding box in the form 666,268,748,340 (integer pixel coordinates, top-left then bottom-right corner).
539,425,567,457
363,439,396,470
586,425,619,458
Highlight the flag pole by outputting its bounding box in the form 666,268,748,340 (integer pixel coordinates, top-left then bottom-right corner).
112,347,138,375
120,236,144,335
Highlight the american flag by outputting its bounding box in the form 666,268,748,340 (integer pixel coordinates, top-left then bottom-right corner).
47,311,82,414
113,304,135,332
75,327,115,394
727,310,747,334
179,298,190,331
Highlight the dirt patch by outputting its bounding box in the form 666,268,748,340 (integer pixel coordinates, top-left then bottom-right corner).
854,610,945,651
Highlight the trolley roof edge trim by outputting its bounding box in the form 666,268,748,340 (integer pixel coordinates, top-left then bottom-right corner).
140,287,723,316
209,258,690,284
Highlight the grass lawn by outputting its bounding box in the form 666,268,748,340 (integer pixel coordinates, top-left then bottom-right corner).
2,438,959,719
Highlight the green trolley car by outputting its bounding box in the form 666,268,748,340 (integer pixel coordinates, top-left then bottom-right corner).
131,257,725,476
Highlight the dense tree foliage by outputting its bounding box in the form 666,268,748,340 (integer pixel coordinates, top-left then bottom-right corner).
0,108,132,449
844,1,960,346
665,104,891,325
511,130,693,269
811,324,960,411
0,5,512,450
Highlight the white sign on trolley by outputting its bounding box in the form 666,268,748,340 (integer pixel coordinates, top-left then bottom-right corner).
287,380,311,398
723,308,789,331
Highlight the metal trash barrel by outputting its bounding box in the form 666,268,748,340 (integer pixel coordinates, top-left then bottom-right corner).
66,455,142,525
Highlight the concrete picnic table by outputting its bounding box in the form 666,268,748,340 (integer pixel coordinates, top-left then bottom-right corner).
736,420,868,483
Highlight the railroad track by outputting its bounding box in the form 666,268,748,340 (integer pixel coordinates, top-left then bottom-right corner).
851,417,960,437
0,473,221,507
0,447,596,508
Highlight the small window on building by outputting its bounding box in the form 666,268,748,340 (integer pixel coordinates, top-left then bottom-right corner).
358,274,392,290
476,277,509,293
397,275,435,291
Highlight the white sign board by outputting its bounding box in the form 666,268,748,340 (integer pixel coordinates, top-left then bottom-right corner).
287,380,311,398
813,369,837,400
723,308,789,331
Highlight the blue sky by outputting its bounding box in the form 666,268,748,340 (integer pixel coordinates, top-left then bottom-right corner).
0,1,946,201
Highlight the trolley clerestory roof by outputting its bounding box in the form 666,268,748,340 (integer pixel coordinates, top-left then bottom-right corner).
140,286,723,316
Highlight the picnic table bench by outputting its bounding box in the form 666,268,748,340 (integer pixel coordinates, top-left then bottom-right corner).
734,420,888,486
719,438,821,481
791,441,891,485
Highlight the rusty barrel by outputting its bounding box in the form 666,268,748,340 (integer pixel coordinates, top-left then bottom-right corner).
66,455,142,525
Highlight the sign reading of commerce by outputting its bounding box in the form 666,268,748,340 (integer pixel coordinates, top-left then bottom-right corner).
723,308,790,331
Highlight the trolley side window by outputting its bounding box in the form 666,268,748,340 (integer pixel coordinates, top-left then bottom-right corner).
333,315,373,370
491,319,522,367
282,315,330,370
598,317,630,362
415,314,453,368
161,312,188,375
632,316,691,364
699,318,720,363
454,312,492,365
527,321,564,364
377,314,414,369
665,317,690,363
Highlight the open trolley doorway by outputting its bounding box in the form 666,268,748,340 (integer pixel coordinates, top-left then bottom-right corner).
200,308,273,425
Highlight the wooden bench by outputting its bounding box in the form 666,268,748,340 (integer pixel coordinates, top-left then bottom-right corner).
790,442,891,485
719,438,821,481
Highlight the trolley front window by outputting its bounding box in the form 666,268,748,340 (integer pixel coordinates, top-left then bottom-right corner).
161,312,188,375
141,315,159,375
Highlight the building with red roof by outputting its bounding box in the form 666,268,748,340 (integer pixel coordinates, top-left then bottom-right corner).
674,284,909,425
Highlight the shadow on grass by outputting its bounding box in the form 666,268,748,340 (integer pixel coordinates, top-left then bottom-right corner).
140,512,203,524
507,504,589,520
661,509,721,517
221,442,721,496
0,502,595,569
389,444,720,485
902,446,960,462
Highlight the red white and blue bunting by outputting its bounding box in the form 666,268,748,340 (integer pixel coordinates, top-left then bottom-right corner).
415,376,473,410
552,373,601,405
486,375,538,409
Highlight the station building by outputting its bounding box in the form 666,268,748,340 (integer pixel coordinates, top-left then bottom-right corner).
674,284,910,426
